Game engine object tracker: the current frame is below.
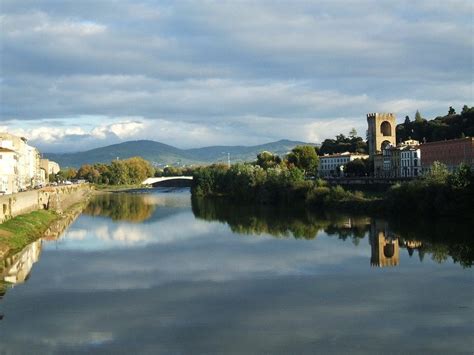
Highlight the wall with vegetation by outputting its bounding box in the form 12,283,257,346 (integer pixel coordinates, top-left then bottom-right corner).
0,184,92,224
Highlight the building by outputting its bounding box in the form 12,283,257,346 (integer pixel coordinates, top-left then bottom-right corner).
319,152,369,177
375,140,420,178
367,113,397,156
0,147,19,194
40,159,61,182
400,143,421,178
367,113,397,177
420,137,474,172
0,133,41,190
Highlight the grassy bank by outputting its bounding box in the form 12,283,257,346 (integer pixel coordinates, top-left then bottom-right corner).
0,200,90,259
0,210,57,254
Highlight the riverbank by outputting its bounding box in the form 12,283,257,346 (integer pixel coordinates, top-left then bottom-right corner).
0,192,92,259
191,163,474,218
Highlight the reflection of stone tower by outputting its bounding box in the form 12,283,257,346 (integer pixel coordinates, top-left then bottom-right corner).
367,113,397,156
369,220,399,267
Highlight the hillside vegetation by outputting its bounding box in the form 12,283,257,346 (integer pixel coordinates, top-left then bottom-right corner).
396,105,474,143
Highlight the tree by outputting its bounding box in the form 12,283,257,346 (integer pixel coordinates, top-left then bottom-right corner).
256,151,281,169
448,106,456,115
344,159,370,177
415,110,423,122
404,115,411,125
287,145,319,177
425,161,449,184
448,163,472,188
349,128,357,139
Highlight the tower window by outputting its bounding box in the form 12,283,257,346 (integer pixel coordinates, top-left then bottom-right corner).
380,121,392,136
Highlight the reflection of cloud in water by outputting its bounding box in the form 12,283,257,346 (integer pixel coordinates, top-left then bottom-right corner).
1,272,472,354
57,211,217,249
43,218,371,291
1,192,472,353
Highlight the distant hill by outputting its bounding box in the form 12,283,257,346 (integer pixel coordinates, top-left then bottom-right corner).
44,139,316,168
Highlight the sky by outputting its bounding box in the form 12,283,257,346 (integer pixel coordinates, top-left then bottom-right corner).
0,0,473,153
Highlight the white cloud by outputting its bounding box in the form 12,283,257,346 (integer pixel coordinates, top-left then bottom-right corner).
91,121,145,139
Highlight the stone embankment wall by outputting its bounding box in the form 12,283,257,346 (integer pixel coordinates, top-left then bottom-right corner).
0,184,92,224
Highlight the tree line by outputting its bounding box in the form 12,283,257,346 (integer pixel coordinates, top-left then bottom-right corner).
54,157,154,185
396,105,474,143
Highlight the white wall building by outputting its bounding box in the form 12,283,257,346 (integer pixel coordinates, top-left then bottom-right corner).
0,132,44,193
319,152,369,177
0,147,19,194
400,146,421,178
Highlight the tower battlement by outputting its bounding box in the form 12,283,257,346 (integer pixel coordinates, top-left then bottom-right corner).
366,112,395,119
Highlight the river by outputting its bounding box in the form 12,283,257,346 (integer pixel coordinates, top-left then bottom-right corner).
0,188,473,354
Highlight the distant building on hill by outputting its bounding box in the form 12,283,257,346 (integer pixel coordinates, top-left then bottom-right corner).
318,152,369,177
420,137,474,172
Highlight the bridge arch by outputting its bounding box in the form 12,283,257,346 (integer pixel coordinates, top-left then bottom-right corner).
142,176,193,188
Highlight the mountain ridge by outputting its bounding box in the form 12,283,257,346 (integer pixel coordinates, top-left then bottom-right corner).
44,139,316,168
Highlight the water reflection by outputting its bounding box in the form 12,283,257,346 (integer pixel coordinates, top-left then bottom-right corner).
0,191,472,353
1,240,42,285
84,193,156,222
192,196,473,268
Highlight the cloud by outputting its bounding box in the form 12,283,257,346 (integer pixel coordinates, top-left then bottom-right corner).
0,0,472,152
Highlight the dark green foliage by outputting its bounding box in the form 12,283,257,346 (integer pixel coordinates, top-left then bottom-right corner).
397,105,474,143
192,161,376,209
319,131,368,155
286,145,319,177
256,151,282,169
385,163,474,218
344,158,371,177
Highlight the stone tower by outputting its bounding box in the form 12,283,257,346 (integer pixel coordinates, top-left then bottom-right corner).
366,113,397,156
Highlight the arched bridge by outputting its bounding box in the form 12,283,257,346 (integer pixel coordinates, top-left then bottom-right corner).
142,176,193,187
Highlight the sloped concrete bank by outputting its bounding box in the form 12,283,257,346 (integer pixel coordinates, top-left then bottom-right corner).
0,186,93,260
0,184,93,224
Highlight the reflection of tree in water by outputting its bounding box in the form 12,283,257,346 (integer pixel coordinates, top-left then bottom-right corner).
193,197,473,268
84,193,156,223
192,197,370,241
388,217,474,268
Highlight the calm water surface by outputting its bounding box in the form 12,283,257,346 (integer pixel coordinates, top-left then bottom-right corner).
0,189,473,354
